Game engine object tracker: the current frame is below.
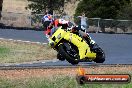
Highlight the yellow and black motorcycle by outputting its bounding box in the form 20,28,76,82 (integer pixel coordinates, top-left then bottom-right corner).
48,27,105,65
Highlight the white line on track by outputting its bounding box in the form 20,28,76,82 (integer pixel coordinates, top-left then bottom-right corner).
0,38,47,45
52,60,59,63
41,59,59,64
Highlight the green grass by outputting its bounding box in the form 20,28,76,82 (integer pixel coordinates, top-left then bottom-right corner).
0,76,131,88
0,47,10,58
0,40,57,63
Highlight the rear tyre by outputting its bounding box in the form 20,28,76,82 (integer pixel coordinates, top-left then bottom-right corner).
58,43,79,65
94,50,105,63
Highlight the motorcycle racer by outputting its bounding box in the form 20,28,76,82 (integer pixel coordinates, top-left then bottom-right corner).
70,25,95,48
45,18,69,38
47,21,105,64
45,19,95,49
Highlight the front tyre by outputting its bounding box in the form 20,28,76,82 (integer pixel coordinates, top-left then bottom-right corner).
57,53,65,61
58,43,79,65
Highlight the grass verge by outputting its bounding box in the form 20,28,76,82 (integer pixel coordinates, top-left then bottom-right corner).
0,67,132,88
0,47,10,58
0,39,57,63
0,75,131,88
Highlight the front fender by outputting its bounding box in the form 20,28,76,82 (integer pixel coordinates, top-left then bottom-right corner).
48,38,55,48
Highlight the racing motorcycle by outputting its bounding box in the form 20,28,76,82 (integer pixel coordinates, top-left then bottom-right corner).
48,26,105,65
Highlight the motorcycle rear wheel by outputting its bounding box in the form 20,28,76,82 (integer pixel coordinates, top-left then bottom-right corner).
93,44,105,63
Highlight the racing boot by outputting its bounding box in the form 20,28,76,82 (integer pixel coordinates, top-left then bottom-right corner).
83,34,95,48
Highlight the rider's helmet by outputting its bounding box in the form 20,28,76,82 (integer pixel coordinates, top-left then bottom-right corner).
46,18,70,37
58,19,69,24
57,19,69,29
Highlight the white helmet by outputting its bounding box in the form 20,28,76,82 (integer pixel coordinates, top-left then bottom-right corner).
59,19,69,24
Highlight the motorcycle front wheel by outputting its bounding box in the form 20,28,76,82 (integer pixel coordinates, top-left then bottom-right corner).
58,42,79,65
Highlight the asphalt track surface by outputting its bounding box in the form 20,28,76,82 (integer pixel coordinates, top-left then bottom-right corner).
0,29,132,66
